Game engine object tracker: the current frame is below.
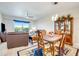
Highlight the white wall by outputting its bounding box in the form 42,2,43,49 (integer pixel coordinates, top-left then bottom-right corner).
35,16,54,33
29,20,37,29
0,13,2,32
2,17,14,32
35,8,79,47
73,16,79,48
2,14,35,32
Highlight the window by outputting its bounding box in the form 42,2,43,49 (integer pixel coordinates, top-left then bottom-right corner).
14,20,30,32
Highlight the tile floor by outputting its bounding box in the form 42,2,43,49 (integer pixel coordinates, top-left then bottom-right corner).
0,42,78,56
0,42,37,56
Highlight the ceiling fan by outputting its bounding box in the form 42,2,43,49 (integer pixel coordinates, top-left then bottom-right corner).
25,11,34,19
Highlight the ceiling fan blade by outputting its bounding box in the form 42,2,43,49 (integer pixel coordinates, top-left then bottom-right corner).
25,11,34,19
27,11,28,16
28,16,33,18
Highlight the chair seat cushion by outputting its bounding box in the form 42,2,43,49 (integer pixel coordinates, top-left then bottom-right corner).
34,48,43,56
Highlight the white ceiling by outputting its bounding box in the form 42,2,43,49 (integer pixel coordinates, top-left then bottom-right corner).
0,2,79,20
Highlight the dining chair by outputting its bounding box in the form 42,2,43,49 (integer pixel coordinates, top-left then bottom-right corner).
36,30,50,56
55,33,66,56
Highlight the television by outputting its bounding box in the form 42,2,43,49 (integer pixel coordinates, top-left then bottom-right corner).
1,23,5,32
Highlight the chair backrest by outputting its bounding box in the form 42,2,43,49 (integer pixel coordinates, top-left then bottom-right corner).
55,30,61,35
48,32,53,35
41,30,46,36
37,31,45,49
36,30,45,55
59,33,66,49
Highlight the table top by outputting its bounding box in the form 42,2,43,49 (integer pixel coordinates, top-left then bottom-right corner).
44,34,62,42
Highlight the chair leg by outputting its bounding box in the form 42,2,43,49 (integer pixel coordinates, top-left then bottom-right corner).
59,48,64,56
75,49,79,56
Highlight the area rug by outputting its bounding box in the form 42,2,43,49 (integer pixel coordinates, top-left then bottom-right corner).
17,44,77,56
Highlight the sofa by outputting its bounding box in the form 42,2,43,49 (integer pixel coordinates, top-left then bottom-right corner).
6,32,29,49
0,32,6,42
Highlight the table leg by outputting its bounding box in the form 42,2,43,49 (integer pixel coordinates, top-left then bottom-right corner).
52,43,54,56
75,49,79,56
50,43,52,55
50,42,54,56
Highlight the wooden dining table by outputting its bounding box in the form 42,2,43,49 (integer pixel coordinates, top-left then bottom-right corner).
44,34,62,56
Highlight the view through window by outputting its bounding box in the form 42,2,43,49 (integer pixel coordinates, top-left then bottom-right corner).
14,20,30,32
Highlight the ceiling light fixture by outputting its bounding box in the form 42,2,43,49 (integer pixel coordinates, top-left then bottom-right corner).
54,2,58,5
51,2,58,5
